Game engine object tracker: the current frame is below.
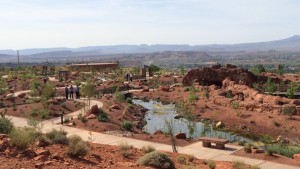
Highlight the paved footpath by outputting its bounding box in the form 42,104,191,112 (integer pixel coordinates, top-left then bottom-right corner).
7,99,299,169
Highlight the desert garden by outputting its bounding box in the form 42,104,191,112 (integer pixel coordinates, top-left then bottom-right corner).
0,63,300,168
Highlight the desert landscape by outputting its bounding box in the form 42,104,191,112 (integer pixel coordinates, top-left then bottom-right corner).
0,62,299,169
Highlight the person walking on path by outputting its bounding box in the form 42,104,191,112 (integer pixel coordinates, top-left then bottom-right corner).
69,85,74,99
76,85,80,99
129,73,133,82
126,73,129,81
65,86,69,100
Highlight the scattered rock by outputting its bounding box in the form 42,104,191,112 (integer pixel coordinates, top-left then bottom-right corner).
18,93,26,98
35,149,50,156
52,153,63,161
293,154,300,161
175,133,186,139
87,114,97,119
34,162,44,169
110,104,120,110
86,105,101,116
216,121,224,128
161,86,170,92
34,155,47,161
141,86,149,92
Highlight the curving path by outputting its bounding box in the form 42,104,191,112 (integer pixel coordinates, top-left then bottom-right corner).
3,92,298,169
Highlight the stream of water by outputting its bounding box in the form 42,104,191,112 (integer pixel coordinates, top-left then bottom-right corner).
133,99,251,142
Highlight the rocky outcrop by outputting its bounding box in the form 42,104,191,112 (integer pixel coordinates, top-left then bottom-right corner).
182,64,289,86
183,64,257,86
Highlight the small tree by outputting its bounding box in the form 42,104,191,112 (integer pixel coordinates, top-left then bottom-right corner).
164,119,177,153
286,82,299,99
0,77,8,94
81,80,96,109
41,81,56,100
178,65,185,75
264,77,277,93
231,101,241,116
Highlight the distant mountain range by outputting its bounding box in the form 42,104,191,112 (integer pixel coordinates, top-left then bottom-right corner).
0,35,300,57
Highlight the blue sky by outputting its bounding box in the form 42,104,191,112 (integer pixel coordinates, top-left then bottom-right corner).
0,0,299,49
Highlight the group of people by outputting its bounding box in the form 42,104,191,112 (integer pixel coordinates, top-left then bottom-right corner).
126,73,133,82
65,85,80,100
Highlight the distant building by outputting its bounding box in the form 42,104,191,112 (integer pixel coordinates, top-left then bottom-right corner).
68,62,119,72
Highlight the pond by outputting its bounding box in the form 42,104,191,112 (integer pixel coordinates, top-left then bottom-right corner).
133,99,252,142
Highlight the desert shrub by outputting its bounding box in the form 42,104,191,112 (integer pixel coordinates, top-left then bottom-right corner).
118,142,133,158
281,106,296,117
188,92,198,103
45,129,68,144
244,143,252,153
204,159,216,169
40,109,49,119
183,87,190,92
176,155,186,164
78,113,87,123
186,154,194,162
265,144,300,158
114,87,125,103
121,121,133,131
67,135,89,157
9,128,36,150
251,165,261,169
12,103,17,111
97,112,109,122
137,151,175,169
126,97,133,104
142,145,156,154
232,160,247,169
238,140,246,146
30,109,38,117
0,116,14,134
63,117,70,123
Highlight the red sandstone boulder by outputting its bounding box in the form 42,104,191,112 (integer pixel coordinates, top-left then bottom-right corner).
142,86,149,92
110,104,120,110
175,133,186,139
87,114,97,119
294,154,300,161
86,105,100,116
161,86,170,92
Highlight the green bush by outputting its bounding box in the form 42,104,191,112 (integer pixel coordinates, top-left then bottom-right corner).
114,87,125,103
176,155,186,164
97,112,109,122
251,165,261,169
265,144,300,158
0,116,14,134
244,143,252,153
142,145,156,154
121,121,133,131
45,129,68,144
204,159,215,169
183,87,190,92
118,142,133,158
137,151,175,169
67,135,89,157
232,160,247,169
9,128,36,150
126,97,133,104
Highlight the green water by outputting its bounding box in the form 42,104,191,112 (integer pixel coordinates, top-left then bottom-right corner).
133,99,251,142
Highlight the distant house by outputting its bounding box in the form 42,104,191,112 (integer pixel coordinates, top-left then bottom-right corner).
68,62,119,72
